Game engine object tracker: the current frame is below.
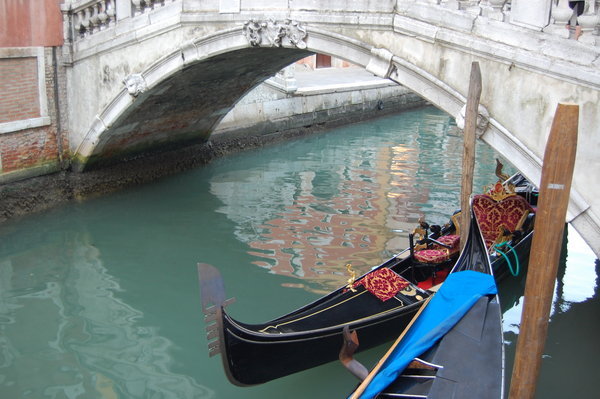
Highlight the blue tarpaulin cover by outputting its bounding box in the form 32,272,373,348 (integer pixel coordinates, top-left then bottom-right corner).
352,270,498,399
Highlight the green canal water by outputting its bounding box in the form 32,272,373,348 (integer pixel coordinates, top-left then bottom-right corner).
1,106,598,398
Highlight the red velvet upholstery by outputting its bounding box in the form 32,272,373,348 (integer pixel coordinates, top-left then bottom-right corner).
437,234,460,248
413,234,460,264
472,194,534,249
352,268,410,301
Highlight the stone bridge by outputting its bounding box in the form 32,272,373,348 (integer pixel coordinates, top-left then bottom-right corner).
60,0,600,254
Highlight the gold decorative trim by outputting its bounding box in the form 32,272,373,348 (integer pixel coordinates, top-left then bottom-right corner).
484,180,517,202
346,263,357,292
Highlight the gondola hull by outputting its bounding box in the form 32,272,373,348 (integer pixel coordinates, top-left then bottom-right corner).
371,294,503,398
199,175,536,386
200,234,527,386
219,301,422,385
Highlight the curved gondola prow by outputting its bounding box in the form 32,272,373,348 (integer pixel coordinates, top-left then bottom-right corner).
450,209,493,276
197,263,245,386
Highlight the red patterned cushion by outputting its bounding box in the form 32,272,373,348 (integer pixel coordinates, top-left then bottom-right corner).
413,234,460,264
353,268,410,301
414,248,453,264
436,234,460,249
473,194,533,249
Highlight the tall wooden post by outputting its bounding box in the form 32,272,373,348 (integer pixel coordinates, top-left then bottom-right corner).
460,62,482,249
508,103,579,399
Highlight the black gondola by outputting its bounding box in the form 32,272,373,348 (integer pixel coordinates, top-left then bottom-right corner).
198,173,536,386
344,209,503,399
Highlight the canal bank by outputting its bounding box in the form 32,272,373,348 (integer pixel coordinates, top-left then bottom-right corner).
0,67,426,223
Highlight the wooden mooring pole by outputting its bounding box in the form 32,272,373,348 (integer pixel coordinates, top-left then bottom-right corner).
460,61,482,249
508,103,579,399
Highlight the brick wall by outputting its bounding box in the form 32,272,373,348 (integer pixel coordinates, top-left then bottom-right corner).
0,57,41,123
0,48,65,178
0,128,58,172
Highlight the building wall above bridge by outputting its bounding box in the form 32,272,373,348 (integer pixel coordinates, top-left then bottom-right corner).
0,0,63,47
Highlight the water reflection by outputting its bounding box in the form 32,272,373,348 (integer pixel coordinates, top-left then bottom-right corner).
501,225,598,337
0,106,597,398
210,110,502,292
0,232,211,398
500,225,600,396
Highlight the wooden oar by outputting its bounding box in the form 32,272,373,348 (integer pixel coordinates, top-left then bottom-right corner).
460,61,482,250
508,103,579,399
341,281,443,382
349,295,433,399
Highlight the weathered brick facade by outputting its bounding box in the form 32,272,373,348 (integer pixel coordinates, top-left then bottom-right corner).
0,128,59,172
0,47,65,180
0,0,65,182
0,57,41,123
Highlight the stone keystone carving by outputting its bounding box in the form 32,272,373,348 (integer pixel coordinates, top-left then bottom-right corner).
455,104,490,138
123,74,147,97
243,19,307,49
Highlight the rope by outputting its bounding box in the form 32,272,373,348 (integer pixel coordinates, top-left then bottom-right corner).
494,242,520,277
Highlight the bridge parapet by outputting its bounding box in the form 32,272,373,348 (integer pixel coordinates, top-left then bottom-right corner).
64,0,183,40
397,1,600,47
62,1,600,47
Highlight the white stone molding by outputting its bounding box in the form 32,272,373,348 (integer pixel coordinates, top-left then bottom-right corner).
511,0,552,30
242,19,308,49
266,66,298,93
366,47,394,79
440,0,461,10
388,55,465,117
115,0,132,20
302,26,373,67
481,0,507,21
219,0,240,14
123,73,148,97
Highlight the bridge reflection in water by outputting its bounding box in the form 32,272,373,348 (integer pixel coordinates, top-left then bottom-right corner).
0,107,597,398
210,107,501,294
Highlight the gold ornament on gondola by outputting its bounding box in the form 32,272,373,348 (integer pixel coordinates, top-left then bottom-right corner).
345,263,357,292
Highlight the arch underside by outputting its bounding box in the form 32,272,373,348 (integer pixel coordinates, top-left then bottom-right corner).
74,26,588,229
80,46,311,169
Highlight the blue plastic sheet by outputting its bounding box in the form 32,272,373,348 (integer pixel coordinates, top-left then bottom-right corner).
353,270,498,399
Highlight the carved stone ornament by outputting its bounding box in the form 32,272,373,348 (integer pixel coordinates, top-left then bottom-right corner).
366,47,394,79
455,104,490,138
123,74,147,97
243,19,307,49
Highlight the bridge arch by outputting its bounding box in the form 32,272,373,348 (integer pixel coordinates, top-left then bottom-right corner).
73,24,470,172
72,21,586,223
72,22,584,218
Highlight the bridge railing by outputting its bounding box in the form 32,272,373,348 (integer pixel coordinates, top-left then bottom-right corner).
62,0,178,40
402,1,599,44
61,0,599,45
